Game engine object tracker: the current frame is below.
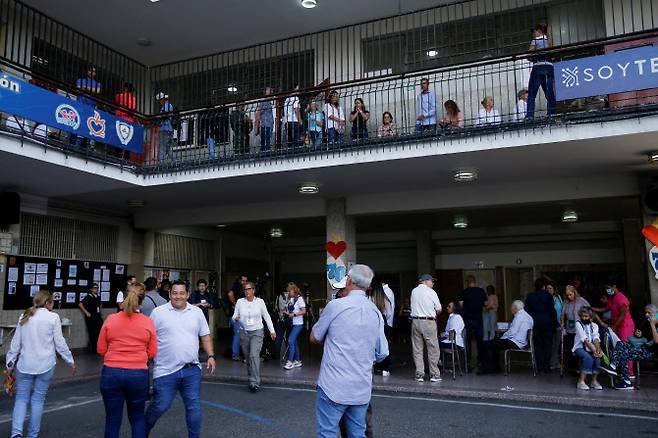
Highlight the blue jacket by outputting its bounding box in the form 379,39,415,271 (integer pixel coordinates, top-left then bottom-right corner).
525,289,557,329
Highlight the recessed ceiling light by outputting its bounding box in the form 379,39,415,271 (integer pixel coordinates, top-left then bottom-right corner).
298,183,320,194
270,226,283,238
216,224,227,228
453,216,469,229
301,0,317,8
427,49,439,58
562,210,578,223
227,85,238,93
136,37,152,47
649,152,658,163
452,169,478,182
149,0,160,3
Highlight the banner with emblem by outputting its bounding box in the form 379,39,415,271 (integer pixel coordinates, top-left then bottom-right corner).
0,73,143,153
554,45,658,101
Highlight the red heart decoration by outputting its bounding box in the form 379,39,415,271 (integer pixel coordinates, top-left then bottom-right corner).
325,241,347,260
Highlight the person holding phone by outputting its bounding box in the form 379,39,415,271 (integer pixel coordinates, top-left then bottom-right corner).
232,282,276,392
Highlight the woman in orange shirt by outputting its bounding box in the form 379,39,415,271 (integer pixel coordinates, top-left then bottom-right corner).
97,283,157,438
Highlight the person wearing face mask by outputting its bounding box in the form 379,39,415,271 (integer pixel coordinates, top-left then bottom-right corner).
595,277,635,343
572,307,603,390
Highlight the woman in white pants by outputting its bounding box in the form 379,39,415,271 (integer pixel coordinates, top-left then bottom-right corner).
232,282,276,392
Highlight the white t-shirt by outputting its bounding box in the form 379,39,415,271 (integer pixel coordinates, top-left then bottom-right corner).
284,96,300,123
116,290,124,304
232,297,275,333
324,103,345,130
476,108,502,125
382,284,395,327
443,313,465,348
289,296,306,326
513,100,527,122
410,284,442,318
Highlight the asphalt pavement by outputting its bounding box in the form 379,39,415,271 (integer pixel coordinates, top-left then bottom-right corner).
1,379,657,437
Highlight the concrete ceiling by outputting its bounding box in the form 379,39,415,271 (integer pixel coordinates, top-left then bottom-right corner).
22,0,454,65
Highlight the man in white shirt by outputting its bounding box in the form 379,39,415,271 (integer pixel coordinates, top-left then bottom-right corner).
284,84,302,148
115,274,136,308
478,300,534,375
410,274,443,382
513,89,528,122
382,283,395,329
145,280,216,438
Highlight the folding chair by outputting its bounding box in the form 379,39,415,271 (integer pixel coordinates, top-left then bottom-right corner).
440,329,464,380
504,329,537,376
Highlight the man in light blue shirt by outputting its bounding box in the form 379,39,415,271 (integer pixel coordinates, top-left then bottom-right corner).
415,78,437,134
156,92,175,162
311,264,388,438
478,300,534,374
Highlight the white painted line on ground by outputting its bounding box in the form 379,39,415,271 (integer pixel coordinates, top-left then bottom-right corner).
203,381,658,421
0,397,102,425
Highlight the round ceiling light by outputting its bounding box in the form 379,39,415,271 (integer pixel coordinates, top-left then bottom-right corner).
562,210,578,223
227,85,238,93
452,169,478,182
298,183,320,194
453,216,469,229
427,49,439,58
301,0,317,8
648,152,658,163
270,226,283,238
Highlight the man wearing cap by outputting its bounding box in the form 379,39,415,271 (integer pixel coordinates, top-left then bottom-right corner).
410,274,442,382
311,265,388,438
156,92,174,162
79,283,104,353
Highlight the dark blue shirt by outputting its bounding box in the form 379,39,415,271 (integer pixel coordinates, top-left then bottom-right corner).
525,289,556,329
459,287,487,325
189,290,217,321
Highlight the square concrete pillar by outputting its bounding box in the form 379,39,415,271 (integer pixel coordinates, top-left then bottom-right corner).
326,199,356,300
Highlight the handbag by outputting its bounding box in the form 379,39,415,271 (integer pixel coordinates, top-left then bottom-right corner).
3,368,16,397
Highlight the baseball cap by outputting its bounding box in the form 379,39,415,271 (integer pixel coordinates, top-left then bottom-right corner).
331,278,347,290
418,274,435,282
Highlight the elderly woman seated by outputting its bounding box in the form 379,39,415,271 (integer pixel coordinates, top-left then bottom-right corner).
600,304,658,389
572,307,603,390
477,300,534,374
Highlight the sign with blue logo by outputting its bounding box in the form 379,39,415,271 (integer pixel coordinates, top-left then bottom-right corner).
554,45,658,101
0,74,143,153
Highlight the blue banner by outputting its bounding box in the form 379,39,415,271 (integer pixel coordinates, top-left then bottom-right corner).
554,45,658,101
0,73,143,153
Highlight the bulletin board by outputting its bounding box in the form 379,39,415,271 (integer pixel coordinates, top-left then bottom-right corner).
3,255,127,310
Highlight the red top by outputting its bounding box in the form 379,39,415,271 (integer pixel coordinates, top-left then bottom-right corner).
115,92,137,122
97,312,157,369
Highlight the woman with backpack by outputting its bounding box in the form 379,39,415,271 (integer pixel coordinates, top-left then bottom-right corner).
6,290,76,438
283,282,306,370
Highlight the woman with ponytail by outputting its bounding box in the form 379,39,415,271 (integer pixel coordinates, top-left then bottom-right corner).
97,283,157,438
6,290,75,438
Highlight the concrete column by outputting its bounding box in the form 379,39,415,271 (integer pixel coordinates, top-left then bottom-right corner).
622,218,649,313
326,199,356,300
416,230,433,276
127,229,145,281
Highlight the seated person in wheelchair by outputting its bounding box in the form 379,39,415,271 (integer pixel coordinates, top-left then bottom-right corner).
440,302,465,350
600,304,658,390
477,300,534,375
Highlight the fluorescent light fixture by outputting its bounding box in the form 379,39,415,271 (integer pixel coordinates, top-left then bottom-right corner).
427,49,439,58
149,0,160,3
127,199,145,208
301,0,317,8
452,169,478,182
227,85,238,93
298,183,320,194
453,216,469,229
270,226,283,238
649,152,658,163
216,224,227,228
562,210,578,223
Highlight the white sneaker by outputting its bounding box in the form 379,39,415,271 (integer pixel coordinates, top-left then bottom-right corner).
430,374,442,382
382,370,391,377
591,381,603,390
293,360,303,368
283,361,294,370
577,381,590,390
415,374,425,382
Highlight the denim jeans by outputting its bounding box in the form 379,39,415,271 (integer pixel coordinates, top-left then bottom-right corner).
231,319,242,358
316,386,369,438
351,128,368,142
207,137,218,160
327,128,344,145
286,122,302,148
101,366,149,438
158,130,174,161
309,130,322,146
526,64,556,119
573,348,601,375
287,325,303,362
145,366,201,438
415,124,436,135
12,367,55,438
260,126,273,151
482,311,497,341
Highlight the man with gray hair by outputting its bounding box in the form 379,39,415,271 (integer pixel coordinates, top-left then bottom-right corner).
478,300,534,374
410,274,443,382
311,264,388,438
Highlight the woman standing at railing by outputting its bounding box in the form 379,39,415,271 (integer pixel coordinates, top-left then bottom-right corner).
324,90,346,145
349,98,370,142
6,290,76,438
526,24,557,120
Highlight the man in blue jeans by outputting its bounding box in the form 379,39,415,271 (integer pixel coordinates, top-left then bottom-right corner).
310,264,388,438
145,280,216,438
226,275,248,360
